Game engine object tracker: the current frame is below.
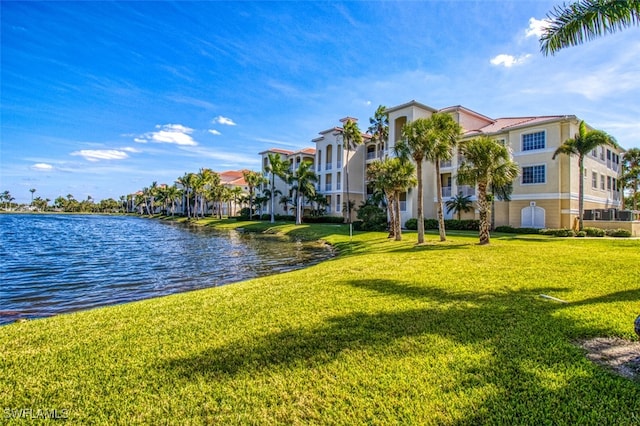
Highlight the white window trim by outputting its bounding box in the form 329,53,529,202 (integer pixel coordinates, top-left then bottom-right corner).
521,163,546,185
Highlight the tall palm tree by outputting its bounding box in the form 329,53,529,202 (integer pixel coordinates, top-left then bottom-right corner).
552,120,616,230
341,118,364,226
396,118,431,244
445,192,474,221
265,152,290,223
367,157,416,241
176,172,196,218
424,112,462,242
229,186,244,216
289,161,318,225
243,170,265,220
457,136,519,245
621,147,640,211
540,0,640,55
367,105,389,160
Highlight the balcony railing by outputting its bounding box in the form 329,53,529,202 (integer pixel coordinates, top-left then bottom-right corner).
336,161,342,169
441,186,452,197
399,201,407,211
325,184,332,191
337,183,341,190
459,185,476,197
366,151,376,160
440,160,452,168
325,163,332,170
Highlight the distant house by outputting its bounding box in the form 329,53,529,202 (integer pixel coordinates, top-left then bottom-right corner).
259,147,316,217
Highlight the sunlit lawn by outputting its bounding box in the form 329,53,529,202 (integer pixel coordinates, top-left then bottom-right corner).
1,220,639,424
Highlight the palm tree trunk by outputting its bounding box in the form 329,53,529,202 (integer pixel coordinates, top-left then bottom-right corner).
416,160,425,244
394,194,402,241
478,183,490,245
270,175,276,223
345,146,351,224
578,156,585,231
435,162,446,242
387,191,396,239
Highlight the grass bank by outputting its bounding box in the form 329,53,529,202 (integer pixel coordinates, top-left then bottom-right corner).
1,221,639,424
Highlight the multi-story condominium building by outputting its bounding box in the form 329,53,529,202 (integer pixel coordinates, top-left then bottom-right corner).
259,100,624,229
386,100,624,229
259,147,316,216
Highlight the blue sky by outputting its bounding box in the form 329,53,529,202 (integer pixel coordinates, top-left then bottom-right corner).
2,1,639,204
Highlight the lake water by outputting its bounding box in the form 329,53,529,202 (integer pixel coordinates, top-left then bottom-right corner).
0,214,333,325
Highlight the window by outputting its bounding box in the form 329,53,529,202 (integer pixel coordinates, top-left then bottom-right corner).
336,195,341,212
496,138,506,146
522,165,546,184
399,192,407,211
607,176,612,191
600,174,605,190
592,172,598,189
522,131,545,151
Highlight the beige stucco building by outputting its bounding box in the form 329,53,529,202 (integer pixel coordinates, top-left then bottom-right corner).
259,100,625,230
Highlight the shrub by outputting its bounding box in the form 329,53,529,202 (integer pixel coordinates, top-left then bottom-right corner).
355,204,388,231
302,216,344,224
576,231,586,237
605,228,632,238
583,227,605,237
404,218,479,231
494,226,541,234
540,228,575,237
352,220,365,231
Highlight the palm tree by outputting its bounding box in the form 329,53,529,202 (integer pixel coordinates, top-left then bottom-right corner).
540,0,640,55
341,118,364,227
621,147,640,211
229,186,244,216
457,136,519,245
396,118,430,244
279,194,292,215
265,152,290,223
424,112,462,242
243,170,265,220
367,105,389,160
552,120,616,230
445,192,474,221
367,157,417,240
165,185,182,217
289,161,318,225
176,172,196,218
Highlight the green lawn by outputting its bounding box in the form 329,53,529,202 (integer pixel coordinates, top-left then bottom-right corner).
1,221,639,424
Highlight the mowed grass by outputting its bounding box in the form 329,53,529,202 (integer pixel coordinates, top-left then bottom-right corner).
1,221,639,425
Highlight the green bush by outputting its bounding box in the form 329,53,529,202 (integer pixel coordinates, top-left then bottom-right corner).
576,231,586,237
605,228,632,238
355,204,388,231
302,216,344,224
540,228,575,237
404,218,479,231
494,226,541,234
583,227,605,237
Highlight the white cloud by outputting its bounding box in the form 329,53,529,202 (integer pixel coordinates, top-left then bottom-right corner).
525,17,551,38
490,53,532,68
70,149,129,162
121,146,141,153
208,129,222,135
136,124,197,146
31,163,54,171
214,115,236,126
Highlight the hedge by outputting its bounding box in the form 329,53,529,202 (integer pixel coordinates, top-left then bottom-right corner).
404,218,480,231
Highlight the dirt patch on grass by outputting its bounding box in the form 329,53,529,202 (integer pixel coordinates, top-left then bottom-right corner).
578,337,640,381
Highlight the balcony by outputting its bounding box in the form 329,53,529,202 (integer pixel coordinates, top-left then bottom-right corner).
441,186,452,197
325,163,332,170
459,185,475,197
337,183,341,190
366,151,376,160
440,160,452,169
336,162,342,169
325,184,332,192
